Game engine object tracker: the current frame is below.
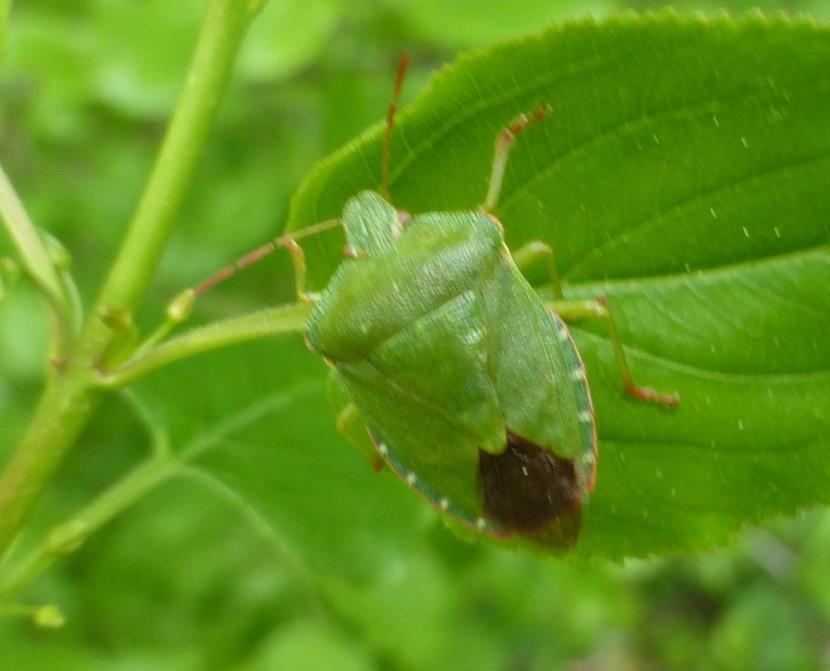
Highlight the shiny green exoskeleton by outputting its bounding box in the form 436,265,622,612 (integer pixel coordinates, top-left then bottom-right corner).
306,189,598,547
285,84,679,549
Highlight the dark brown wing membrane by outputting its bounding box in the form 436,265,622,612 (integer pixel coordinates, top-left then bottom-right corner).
479,431,582,545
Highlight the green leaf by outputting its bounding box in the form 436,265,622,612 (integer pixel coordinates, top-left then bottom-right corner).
132,338,428,582
287,13,830,558
0,163,67,312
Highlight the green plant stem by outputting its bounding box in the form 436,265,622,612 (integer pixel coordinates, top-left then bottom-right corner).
0,161,73,359
0,454,177,597
92,0,260,317
0,0,261,559
100,303,311,388
0,371,98,563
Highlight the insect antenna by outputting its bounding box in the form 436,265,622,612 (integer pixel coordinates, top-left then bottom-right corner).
133,217,340,356
193,218,342,296
381,52,410,200
129,218,342,362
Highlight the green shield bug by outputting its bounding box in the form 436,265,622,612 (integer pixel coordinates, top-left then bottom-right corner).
184,56,678,550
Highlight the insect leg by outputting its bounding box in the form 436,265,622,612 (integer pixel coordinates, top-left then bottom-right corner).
336,402,384,472
382,53,410,200
511,240,564,300
483,104,551,212
335,401,360,433
549,296,679,406
278,237,315,304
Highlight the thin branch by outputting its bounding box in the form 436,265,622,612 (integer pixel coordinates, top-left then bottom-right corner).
0,0,263,558
0,455,177,597
99,302,311,388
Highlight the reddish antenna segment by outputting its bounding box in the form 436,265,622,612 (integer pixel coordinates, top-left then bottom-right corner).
382,52,410,200
193,218,341,297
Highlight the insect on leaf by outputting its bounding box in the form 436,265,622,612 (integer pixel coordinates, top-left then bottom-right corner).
288,13,830,558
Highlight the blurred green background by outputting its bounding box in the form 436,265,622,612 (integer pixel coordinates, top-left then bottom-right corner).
2,1,830,669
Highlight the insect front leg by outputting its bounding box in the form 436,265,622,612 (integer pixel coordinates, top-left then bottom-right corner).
550,296,679,407
278,237,316,304
482,104,550,212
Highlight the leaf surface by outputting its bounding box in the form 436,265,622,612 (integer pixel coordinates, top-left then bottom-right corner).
132,338,427,582
135,15,829,568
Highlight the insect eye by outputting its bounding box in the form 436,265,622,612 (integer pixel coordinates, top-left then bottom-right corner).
396,210,412,227
343,244,362,259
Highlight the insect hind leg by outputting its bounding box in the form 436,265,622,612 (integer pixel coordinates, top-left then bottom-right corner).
550,296,679,407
